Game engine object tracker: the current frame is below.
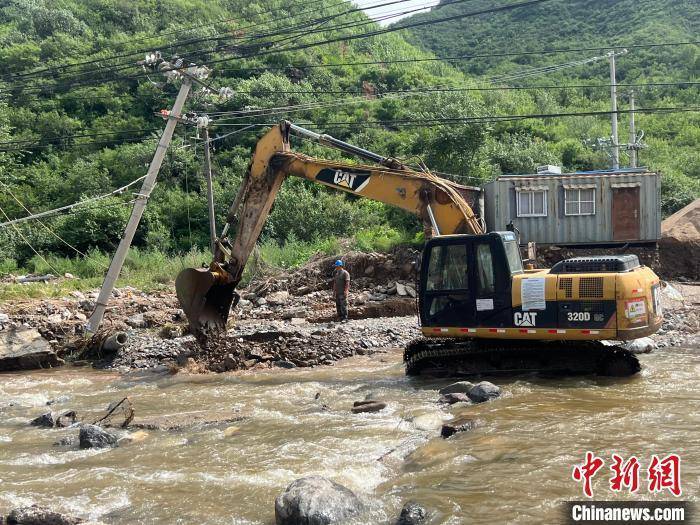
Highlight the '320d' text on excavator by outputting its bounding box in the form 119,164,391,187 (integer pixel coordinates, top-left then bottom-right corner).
176,121,663,377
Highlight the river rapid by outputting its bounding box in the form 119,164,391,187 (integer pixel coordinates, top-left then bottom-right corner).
1,346,698,524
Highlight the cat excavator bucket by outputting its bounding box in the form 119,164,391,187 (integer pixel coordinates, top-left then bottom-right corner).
175,264,237,333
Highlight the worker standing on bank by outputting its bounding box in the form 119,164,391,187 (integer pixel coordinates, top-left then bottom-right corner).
333,260,350,322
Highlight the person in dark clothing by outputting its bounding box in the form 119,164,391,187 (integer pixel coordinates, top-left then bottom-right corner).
333,260,350,321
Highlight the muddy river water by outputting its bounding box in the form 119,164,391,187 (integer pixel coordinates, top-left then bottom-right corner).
1,345,698,524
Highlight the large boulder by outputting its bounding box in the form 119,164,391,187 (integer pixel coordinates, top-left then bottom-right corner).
467,381,501,403
274,476,362,525
78,425,117,449
267,291,290,306
0,328,60,372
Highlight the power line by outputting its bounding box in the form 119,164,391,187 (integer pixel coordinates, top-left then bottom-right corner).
0,128,162,148
214,39,700,75
0,202,60,274
0,176,146,227
0,135,157,153
0,179,95,260
205,106,700,127
2,0,427,87
194,81,700,102
1,0,342,80
3,0,551,97
139,0,557,77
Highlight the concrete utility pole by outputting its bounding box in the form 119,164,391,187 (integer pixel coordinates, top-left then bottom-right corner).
86,78,192,333
202,127,217,254
628,90,637,168
608,51,620,170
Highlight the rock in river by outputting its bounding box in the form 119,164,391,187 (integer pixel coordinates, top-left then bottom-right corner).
438,381,475,395
441,416,478,438
467,381,501,403
275,476,363,525
623,337,657,354
79,425,117,449
437,393,470,405
396,502,428,525
0,328,60,372
29,412,56,428
30,410,77,429
351,400,387,413
5,504,106,524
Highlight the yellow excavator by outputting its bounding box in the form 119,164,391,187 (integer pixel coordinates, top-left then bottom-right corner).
176,121,663,376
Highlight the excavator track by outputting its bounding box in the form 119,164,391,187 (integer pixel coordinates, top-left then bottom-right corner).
404,338,640,378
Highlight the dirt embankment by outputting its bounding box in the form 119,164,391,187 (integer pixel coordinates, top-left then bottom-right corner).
659,199,700,280
0,249,421,373
535,245,661,273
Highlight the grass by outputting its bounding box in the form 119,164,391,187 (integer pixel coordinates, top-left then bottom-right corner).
0,227,419,301
0,248,211,301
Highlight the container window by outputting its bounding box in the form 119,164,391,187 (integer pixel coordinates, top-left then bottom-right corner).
516,190,547,217
565,188,596,216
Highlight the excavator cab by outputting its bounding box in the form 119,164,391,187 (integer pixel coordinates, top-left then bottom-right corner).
419,232,522,329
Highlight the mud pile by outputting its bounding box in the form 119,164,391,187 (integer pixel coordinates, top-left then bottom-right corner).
535,245,660,272
659,199,700,280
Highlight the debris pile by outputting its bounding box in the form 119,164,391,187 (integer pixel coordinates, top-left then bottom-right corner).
0,287,182,346
185,317,419,372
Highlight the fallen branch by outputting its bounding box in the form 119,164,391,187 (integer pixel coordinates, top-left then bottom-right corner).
92,396,134,428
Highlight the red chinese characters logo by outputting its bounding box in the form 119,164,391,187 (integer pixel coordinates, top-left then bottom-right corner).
573,453,681,498
572,451,605,497
610,454,640,493
648,454,682,497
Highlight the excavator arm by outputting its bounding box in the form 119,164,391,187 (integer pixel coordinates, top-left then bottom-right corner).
176,121,483,333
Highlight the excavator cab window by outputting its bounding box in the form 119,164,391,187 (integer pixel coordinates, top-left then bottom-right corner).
426,245,469,291
476,243,496,295
502,233,524,275
423,243,471,325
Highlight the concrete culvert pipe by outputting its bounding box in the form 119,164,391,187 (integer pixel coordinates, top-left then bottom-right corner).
101,332,128,352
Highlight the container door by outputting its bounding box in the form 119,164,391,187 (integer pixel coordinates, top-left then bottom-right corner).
612,186,640,240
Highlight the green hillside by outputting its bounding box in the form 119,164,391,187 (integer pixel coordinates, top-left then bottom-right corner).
0,0,698,280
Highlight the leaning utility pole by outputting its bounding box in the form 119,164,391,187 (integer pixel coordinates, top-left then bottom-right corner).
87,57,209,333
202,127,217,254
